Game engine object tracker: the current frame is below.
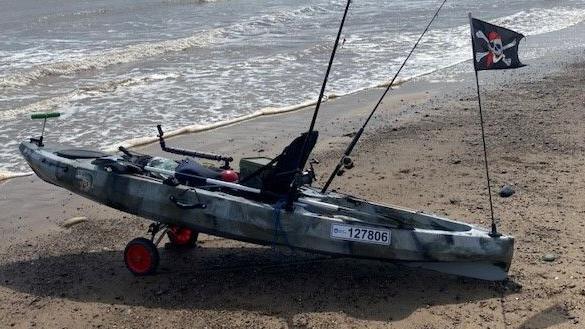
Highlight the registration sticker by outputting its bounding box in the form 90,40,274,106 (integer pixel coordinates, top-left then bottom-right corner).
330,223,391,245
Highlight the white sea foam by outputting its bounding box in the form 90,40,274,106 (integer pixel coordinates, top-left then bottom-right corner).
36,8,111,23
162,0,221,4
352,6,585,94
103,99,318,151
0,170,33,182
0,4,323,89
494,7,585,36
0,72,180,120
0,31,219,88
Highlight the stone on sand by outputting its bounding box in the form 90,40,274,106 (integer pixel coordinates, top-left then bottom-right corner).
542,253,557,262
61,216,88,228
499,185,515,197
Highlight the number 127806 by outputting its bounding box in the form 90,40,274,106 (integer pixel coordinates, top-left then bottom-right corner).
330,223,391,245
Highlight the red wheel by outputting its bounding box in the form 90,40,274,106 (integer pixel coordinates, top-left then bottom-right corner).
124,237,159,276
167,226,198,248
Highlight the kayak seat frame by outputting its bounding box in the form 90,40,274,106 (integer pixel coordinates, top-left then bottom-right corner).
240,131,318,195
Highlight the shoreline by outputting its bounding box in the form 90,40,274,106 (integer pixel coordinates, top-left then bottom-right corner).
3,18,585,178
0,66,426,181
0,72,420,181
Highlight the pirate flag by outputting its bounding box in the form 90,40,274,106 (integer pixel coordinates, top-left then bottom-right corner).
470,17,525,71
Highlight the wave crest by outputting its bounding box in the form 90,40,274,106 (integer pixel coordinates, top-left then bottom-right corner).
0,72,180,120
0,30,219,88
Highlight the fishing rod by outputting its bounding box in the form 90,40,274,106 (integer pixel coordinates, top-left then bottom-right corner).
294,0,352,180
305,0,351,138
321,0,449,194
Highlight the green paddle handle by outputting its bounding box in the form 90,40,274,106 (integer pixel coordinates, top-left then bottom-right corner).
31,112,61,120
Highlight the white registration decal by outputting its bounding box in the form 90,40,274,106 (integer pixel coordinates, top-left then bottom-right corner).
330,223,391,245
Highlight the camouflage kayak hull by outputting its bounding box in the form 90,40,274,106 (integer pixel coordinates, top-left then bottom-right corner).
20,141,514,280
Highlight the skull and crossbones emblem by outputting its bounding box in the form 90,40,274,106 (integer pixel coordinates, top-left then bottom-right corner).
475,31,517,68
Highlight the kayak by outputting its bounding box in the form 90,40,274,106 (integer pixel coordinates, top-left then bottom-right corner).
19,139,514,280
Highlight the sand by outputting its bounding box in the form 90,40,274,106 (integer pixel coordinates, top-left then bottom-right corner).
1,53,585,328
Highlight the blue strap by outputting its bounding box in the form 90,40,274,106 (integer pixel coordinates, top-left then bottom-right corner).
272,199,290,248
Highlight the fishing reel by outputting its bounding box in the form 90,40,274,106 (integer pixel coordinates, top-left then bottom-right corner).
293,158,319,187
336,156,354,176
307,158,319,182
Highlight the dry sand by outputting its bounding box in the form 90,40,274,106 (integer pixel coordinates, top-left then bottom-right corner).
1,57,585,328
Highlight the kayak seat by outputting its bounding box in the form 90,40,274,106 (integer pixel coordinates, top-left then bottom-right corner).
55,148,109,159
240,131,318,195
175,158,222,186
92,157,144,174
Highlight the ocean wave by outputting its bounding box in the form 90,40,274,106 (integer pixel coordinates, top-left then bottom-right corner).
351,6,585,94
0,30,219,88
3,3,585,175
0,4,324,89
104,6,585,153
35,8,112,24
221,4,326,37
34,1,220,24
0,72,180,120
162,0,222,4
494,7,585,36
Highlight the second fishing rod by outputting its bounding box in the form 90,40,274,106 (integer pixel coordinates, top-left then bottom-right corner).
321,0,449,194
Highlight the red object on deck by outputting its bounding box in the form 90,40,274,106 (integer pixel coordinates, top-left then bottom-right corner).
220,170,239,182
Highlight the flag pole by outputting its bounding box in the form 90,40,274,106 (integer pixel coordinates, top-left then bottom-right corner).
473,70,499,237
469,13,500,237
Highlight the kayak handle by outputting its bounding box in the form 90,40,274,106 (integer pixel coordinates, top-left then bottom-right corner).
169,195,207,210
31,112,61,120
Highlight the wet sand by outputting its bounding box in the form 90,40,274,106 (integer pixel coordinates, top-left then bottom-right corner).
1,52,585,328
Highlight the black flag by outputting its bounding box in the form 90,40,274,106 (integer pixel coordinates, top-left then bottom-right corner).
470,17,525,71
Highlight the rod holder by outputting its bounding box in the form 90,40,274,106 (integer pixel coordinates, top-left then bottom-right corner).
156,125,233,169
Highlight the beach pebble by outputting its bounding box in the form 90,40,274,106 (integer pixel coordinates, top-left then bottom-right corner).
499,185,515,198
542,253,557,262
61,216,88,228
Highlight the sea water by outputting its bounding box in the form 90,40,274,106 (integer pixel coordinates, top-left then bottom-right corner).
1,0,585,175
